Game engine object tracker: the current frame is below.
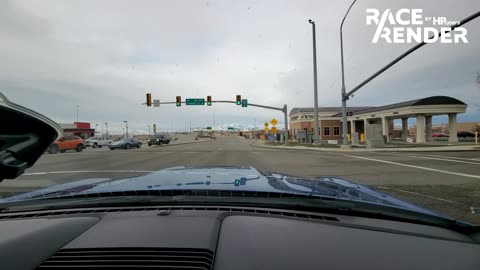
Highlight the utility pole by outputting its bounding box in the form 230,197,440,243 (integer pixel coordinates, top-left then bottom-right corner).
340,0,357,147
124,121,128,138
105,122,109,138
308,20,320,144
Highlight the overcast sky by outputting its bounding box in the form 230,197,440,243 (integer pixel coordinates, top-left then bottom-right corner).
1,0,479,133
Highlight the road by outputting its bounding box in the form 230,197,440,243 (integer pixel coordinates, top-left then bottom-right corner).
2,135,480,224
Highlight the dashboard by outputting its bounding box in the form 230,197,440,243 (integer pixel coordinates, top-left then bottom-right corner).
0,205,479,270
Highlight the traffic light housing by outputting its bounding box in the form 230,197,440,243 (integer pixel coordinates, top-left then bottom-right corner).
176,96,181,106
207,96,212,106
236,95,241,105
146,93,152,107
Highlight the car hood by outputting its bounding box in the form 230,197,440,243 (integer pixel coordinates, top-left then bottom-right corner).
0,166,442,217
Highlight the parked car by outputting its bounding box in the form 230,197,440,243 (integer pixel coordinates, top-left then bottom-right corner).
84,136,113,148
148,134,171,146
432,132,448,137
108,138,142,150
457,131,476,138
47,135,85,154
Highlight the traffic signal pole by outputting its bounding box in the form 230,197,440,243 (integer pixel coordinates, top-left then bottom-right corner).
147,100,289,144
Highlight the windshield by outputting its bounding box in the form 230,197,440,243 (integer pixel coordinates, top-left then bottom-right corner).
1,0,479,226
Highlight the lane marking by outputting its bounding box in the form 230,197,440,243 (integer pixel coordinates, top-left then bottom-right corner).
385,153,480,165
341,154,480,179
399,154,480,162
392,153,480,161
376,186,467,206
24,170,154,176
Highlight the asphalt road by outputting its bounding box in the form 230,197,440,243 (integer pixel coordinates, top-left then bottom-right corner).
2,135,480,224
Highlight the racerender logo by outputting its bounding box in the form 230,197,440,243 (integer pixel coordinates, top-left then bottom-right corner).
366,9,468,44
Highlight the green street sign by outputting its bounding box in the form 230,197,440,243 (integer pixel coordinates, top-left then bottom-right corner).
186,98,205,105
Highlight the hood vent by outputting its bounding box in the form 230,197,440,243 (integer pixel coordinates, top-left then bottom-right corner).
35,247,214,270
0,206,339,222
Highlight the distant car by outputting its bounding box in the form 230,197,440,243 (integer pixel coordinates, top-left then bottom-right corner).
48,135,85,154
432,132,448,137
108,138,142,150
84,136,113,148
457,131,476,138
148,134,171,146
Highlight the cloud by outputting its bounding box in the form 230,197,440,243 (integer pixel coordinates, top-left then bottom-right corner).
1,0,479,132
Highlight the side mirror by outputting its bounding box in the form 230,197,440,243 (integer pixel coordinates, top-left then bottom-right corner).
0,92,62,181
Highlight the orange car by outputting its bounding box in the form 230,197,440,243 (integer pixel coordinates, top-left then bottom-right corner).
47,135,85,154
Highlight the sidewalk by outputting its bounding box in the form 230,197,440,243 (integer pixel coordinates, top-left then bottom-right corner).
249,140,480,152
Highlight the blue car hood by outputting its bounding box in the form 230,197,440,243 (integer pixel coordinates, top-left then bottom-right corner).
1,166,440,217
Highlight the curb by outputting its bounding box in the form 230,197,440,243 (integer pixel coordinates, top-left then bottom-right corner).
249,142,480,152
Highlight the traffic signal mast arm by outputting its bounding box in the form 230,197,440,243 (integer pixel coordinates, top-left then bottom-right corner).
150,100,284,112
211,100,285,112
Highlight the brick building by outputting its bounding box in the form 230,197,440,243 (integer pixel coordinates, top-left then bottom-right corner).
289,96,467,143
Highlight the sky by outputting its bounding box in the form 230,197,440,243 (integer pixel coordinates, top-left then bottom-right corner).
1,0,479,133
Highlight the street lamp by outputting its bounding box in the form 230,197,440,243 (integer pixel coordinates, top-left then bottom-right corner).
340,0,357,146
105,123,109,138
308,19,320,144
124,121,128,138
148,125,151,136
76,105,79,122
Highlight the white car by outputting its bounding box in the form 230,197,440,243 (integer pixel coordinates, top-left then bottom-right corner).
84,136,113,148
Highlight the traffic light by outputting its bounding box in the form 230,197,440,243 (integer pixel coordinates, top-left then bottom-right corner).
176,96,181,106
146,93,152,107
236,95,241,105
207,96,212,106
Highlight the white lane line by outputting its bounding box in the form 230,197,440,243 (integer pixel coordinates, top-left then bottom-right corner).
376,186,467,206
341,154,480,179
389,153,480,162
385,153,480,165
24,170,154,176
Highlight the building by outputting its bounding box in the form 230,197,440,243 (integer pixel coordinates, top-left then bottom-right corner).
289,96,467,143
59,122,95,138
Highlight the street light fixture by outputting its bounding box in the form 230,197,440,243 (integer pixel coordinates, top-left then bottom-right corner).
340,0,357,146
124,121,128,139
308,19,320,144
